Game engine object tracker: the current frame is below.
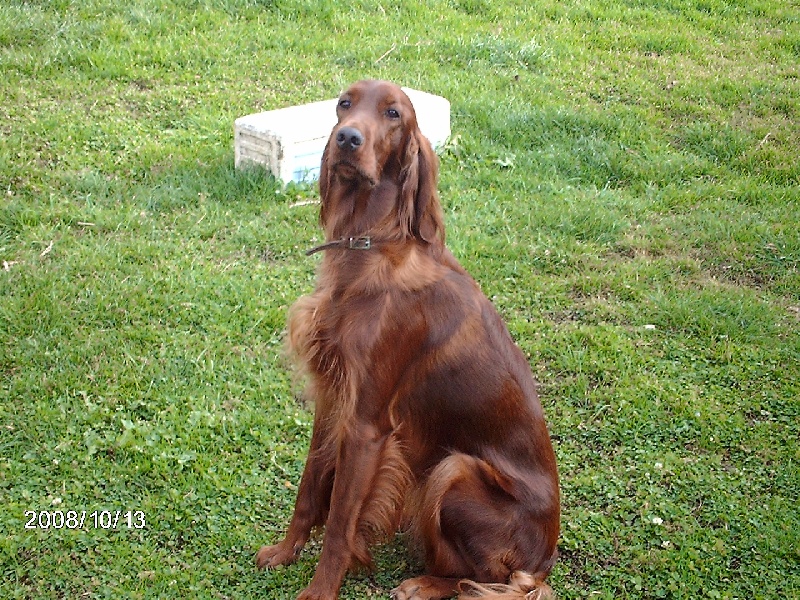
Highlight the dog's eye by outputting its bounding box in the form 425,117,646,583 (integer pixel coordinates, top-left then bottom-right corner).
338,99,351,109
386,108,400,119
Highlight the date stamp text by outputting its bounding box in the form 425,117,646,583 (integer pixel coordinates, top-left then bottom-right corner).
24,510,146,530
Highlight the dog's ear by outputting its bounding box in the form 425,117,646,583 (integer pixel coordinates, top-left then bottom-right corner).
399,130,444,245
318,140,332,228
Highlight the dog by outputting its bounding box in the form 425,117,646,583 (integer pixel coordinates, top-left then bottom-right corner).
256,80,560,600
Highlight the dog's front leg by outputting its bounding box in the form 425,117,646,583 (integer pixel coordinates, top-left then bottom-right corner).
297,419,388,600
256,416,335,569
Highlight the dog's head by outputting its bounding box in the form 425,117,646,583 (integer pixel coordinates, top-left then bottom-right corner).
319,80,443,245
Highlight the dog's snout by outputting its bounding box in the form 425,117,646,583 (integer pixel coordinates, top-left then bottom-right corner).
336,126,364,151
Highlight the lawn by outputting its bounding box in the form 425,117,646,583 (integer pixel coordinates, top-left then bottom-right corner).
1,0,798,598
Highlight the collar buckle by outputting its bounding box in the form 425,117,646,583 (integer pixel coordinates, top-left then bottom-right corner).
348,236,371,250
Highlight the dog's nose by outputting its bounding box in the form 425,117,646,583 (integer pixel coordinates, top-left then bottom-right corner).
336,126,364,151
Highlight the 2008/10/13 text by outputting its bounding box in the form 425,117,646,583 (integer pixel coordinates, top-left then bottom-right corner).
24,510,146,530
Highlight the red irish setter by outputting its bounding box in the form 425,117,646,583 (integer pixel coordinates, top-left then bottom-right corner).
256,80,560,600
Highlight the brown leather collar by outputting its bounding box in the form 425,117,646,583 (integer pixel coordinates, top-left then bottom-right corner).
305,236,375,256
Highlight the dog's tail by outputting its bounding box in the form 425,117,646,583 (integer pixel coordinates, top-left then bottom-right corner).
458,571,555,600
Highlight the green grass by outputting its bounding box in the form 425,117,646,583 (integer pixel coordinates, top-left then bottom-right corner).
1,0,798,598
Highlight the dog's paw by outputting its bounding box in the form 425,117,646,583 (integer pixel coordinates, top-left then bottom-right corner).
296,584,337,600
390,582,419,600
391,576,458,600
255,541,300,569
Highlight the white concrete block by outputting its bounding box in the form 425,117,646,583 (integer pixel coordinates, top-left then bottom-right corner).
234,88,451,185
